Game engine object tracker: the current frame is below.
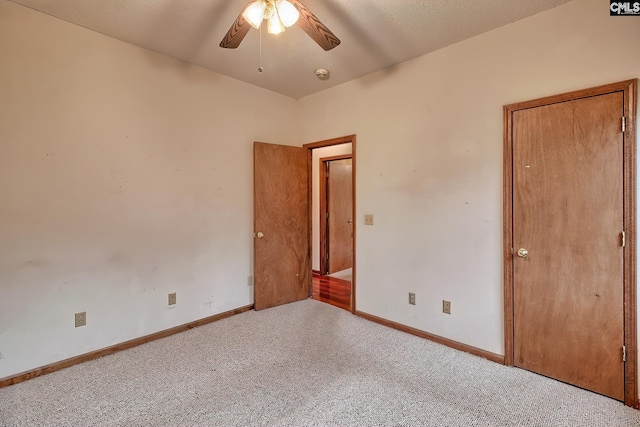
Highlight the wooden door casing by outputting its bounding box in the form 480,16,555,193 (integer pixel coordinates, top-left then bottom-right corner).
328,159,353,274
513,92,624,400
254,142,310,311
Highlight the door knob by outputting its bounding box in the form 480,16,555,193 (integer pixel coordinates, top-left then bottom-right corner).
517,248,528,258
347,219,353,224
255,231,264,239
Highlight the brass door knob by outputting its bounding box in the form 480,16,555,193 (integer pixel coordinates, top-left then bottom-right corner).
517,248,528,258
255,232,264,239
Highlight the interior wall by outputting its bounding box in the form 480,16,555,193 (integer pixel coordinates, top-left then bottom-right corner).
311,144,352,272
0,2,298,379
296,0,640,356
2,0,640,386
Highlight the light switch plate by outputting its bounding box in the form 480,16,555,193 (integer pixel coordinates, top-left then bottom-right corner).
364,214,374,225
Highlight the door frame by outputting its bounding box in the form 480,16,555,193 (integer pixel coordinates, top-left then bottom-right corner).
503,79,637,407
319,154,353,276
303,135,357,314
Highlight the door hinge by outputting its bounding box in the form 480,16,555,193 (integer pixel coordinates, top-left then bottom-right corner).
326,212,329,219
622,116,626,133
623,345,627,362
622,231,626,247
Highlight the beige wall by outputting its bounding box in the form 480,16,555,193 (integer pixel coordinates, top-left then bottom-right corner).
297,0,640,356
2,0,640,384
0,1,298,378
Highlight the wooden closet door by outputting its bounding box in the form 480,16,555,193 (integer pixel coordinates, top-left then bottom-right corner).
512,92,625,400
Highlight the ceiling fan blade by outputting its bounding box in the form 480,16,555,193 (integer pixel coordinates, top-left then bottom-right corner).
219,2,253,49
291,0,341,51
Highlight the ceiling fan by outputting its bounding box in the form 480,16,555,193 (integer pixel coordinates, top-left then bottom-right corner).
220,0,341,51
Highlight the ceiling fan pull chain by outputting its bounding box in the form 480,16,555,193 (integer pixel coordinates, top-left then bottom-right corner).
258,25,264,73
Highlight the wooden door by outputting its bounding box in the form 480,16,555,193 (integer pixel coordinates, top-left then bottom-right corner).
328,159,353,273
512,92,624,400
254,142,310,311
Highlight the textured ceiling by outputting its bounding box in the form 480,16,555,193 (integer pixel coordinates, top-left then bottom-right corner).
9,0,572,99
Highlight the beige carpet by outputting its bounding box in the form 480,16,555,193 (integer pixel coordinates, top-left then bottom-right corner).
1,299,639,426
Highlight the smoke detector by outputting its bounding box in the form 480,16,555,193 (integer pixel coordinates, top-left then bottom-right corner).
315,69,330,80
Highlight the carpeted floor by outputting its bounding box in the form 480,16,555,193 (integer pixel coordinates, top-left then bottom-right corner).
1,299,640,426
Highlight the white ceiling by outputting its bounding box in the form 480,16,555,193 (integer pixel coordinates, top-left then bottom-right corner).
10,0,572,99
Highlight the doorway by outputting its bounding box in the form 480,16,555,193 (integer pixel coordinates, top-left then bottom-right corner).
503,80,637,406
253,135,356,314
304,136,356,312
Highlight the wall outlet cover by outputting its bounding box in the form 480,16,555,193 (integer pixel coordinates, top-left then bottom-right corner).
443,300,451,314
75,311,86,327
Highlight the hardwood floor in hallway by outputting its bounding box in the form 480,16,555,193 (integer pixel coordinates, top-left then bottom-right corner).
312,273,351,312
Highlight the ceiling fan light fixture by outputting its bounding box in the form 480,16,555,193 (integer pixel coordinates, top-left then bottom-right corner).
267,13,285,34
220,0,340,51
242,1,266,29
276,0,300,27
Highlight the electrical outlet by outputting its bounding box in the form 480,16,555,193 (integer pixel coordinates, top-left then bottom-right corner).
364,214,374,225
409,292,416,305
247,276,253,286
443,300,451,314
168,292,177,305
75,311,86,327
